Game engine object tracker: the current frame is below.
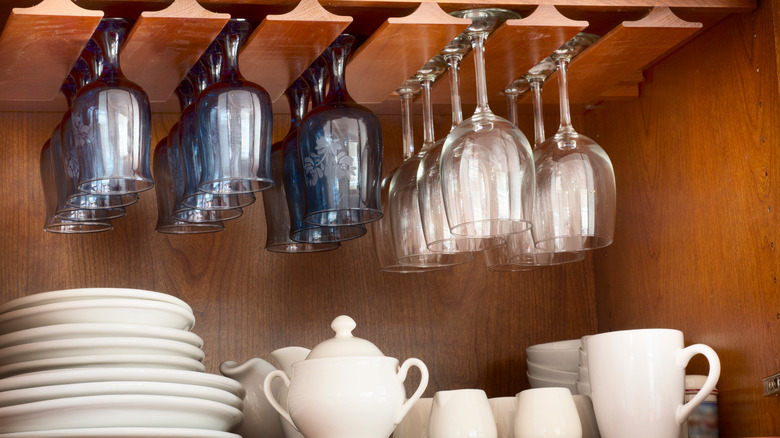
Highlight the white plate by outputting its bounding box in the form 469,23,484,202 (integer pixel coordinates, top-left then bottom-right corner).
0,323,203,350
0,355,206,379
0,428,241,438
0,368,242,397
0,394,243,433
0,299,196,334
0,337,205,366
0,380,242,409
0,289,192,315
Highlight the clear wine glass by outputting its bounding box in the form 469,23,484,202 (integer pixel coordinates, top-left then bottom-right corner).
40,139,112,234
440,9,534,239
70,18,153,196
197,18,273,195
533,33,615,252
266,78,342,252
417,35,503,254
154,135,225,234
180,53,254,214
286,59,365,243
504,59,585,267
389,62,473,268
64,50,138,210
298,34,384,227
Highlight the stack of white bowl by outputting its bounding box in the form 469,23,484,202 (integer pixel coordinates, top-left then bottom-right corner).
575,335,591,396
525,339,581,394
0,288,244,438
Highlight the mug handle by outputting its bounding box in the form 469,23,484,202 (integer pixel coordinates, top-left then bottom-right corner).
263,369,298,431
675,343,721,424
395,358,429,425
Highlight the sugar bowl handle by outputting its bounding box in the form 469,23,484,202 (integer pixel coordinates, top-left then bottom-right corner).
264,369,297,430
395,358,429,425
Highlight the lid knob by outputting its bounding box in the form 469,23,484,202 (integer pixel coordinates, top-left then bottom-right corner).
305,315,384,359
332,315,356,338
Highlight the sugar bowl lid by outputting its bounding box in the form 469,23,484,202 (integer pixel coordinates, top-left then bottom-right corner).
306,315,384,359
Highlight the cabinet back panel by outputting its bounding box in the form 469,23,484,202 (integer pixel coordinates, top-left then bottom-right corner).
0,108,596,398
584,1,780,435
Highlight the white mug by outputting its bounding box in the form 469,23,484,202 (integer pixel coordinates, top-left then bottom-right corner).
394,398,432,438
514,387,582,438
428,390,496,438
587,329,720,438
489,397,517,438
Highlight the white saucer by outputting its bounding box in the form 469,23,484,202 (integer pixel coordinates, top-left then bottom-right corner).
0,428,241,438
0,323,203,349
0,354,206,379
0,289,192,315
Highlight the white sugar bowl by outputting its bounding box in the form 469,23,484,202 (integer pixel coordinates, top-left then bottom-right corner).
263,315,429,438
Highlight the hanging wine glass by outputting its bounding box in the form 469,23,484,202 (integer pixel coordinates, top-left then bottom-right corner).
286,59,365,243
180,54,254,214
533,33,615,252
389,62,473,268
154,136,224,234
51,77,126,222
440,9,534,239
70,18,153,196
196,18,273,195
266,78,341,252
166,79,236,225
417,35,503,254
298,34,384,227
64,48,139,210
370,175,446,274
503,59,585,268
40,139,112,234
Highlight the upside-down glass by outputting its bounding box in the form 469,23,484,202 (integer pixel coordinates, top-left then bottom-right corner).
298,34,384,227
52,77,126,222
64,51,138,210
440,9,534,238
40,140,112,234
389,65,473,268
154,136,225,234
286,60,365,243
181,56,254,213
197,18,273,195
505,59,585,267
266,78,341,252
533,33,616,252
417,35,503,253
70,18,153,196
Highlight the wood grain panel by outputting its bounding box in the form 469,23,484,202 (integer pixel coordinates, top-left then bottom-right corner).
121,0,230,102
0,108,596,399
583,1,780,435
0,0,103,101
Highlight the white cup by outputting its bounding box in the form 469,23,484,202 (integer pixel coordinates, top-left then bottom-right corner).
394,398,432,438
572,395,600,438
428,390,496,438
514,388,582,438
587,329,720,438
489,397,517,438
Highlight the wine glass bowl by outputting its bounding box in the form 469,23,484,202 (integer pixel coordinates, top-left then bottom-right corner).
440,9,535,239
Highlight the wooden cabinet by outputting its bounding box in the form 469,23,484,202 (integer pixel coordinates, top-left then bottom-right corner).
0,0,777,437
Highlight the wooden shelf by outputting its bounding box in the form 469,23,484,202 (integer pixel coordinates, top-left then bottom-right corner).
239,0,352,103
0,0,754,111
121,0,230,102
0,0,103,101
524,6,703,106
346,1,470,104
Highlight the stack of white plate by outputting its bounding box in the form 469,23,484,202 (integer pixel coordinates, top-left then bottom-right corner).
525,339,581,394
0,288,244,438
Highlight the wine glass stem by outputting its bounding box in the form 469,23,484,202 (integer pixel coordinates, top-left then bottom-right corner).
98,28,121,79
471,32,491,115
421,78,435,149
530,80,545,148
221,32,240,80
445,54,463,129
506,93,518,126
400,92,415,161
556,57,575,135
